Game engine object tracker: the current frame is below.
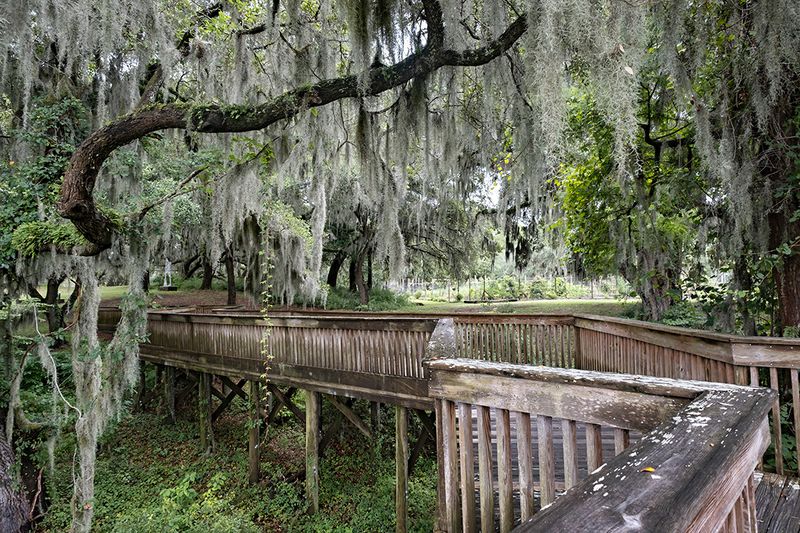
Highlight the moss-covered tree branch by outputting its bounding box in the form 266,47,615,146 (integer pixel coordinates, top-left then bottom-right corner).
57,11,528,253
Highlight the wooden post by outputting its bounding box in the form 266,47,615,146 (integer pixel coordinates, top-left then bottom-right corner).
458,403,476,532
305,390,320,514
434,399,446,531
440,399,460,532
164,365,176,423
248,380,262,484
198,372,213,454
396,406,409,533
155,365,163,394
497,408,513,533
371,401,382,431
477,405,494,533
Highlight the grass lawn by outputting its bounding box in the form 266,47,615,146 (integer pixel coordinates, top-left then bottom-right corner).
398,298,639,317
97,284,639,319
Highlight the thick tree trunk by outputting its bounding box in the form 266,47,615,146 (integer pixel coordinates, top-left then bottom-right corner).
225,248,236,306
43,277,64,334
770,211,800,331
0,434,30,533
243,217,262,303
182,253,201,278
734,256,757,336
353,254,369,305
367,250,373,291
201,258,214,290
762,91,800,333
27,276,64,334
621,264,675,322
326,251,346,288
777,253,800,330
348,258,357,293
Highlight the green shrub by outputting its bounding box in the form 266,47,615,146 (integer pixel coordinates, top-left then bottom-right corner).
324,286,409,312
526,279,551,299
112,472,258,533
659,301,707,329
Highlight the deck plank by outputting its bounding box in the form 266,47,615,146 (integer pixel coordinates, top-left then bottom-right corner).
756,473,800,532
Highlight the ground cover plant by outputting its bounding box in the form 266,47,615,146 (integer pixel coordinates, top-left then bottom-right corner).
38,389,436,533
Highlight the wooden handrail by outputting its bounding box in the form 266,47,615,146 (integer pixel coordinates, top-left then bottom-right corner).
574,313,800,364
426,358,774,533
518,386,772,532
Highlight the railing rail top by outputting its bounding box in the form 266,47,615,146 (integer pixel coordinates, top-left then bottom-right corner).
425,357,756,400
575,313,800,346
142,309,440,327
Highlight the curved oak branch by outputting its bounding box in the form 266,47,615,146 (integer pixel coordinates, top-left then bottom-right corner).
58,13,528,252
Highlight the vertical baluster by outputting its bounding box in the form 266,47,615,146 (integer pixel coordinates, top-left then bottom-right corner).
477,405,494,533
724,505,736,532
613,428,630,456
586,423,603,473
734,490,745,533
458,403,476,532
537,415,555,508
516,412,534,521
770,367,784,475
746,473,757,532
305,390,320,514
562,419,578,489
496,408,513,533
441,400,460,531
396,405,409,533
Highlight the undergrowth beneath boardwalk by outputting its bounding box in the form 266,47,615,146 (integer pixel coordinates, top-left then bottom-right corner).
36,396,437,532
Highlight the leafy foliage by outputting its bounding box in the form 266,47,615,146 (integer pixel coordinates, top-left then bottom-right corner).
11,221,87,257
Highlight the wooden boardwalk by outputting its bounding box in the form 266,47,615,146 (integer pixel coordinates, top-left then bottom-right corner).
97,308,800,532
756,473,800,532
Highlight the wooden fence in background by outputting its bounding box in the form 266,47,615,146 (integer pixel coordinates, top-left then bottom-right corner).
575,315,800,476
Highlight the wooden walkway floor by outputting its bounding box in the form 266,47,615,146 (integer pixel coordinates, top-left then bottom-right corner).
756,472,800,532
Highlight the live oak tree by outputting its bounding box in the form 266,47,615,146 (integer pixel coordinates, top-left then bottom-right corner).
1,1,799,531
558,75,701,322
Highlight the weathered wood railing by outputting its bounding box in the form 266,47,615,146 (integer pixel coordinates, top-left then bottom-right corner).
97,307,791,531
98,307,800,474
99,308,438,409
576,315,800,476
518,375,772,532
426,355,773,532
451,315,575,368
